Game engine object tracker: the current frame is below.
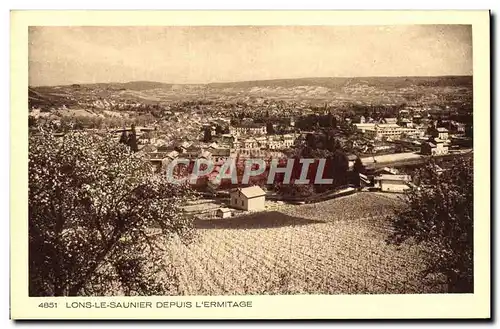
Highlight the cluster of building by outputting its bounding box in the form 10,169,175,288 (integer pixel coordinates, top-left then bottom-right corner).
353,116,425,139
167,117,296,155
352,113,456,156
144,119,300,176
229,122,267,136
219,133,297,150
356,166,414,194
369,162,446,193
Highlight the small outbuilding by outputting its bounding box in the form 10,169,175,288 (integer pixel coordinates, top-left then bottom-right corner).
216,207,232,218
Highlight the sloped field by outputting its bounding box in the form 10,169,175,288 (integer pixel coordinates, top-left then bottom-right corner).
166,193,444,295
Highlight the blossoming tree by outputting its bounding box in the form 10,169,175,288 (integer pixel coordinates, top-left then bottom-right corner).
29,131,194,296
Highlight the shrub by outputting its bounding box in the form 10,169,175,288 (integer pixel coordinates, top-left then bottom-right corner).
387,157,473,292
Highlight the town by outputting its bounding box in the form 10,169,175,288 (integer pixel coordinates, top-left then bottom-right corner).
25,23,477,304
29,86,473,220
28,77,475,296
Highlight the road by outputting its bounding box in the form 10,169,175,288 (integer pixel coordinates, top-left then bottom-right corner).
355,149,472,170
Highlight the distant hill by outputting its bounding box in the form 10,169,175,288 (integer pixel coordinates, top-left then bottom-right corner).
208,76,473,89
32,75,472,91
112,81,174,91
28,75,473,110
28,87,77,108
71,81,175,91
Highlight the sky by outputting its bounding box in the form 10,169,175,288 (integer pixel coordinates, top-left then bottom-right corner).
28,25,472,86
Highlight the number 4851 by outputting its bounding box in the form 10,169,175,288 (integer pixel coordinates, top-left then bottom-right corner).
38,302,57,308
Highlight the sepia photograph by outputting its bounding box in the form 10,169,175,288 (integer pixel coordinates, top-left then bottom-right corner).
10,9,490,320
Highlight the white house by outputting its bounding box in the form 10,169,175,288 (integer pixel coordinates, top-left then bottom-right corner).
229,123,267,136
242,138,259,149
216,207,232,218
282,134,296,148
363,124,419,139
229,186,266,211
374,174,412,193
436,127,449,140
421,139,449,156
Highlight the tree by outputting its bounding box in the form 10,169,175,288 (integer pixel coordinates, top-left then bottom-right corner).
427,124,438,137
330,115,337,128
29,131,195,296
203,126,212,143
215,125,224,136
352,156,366,188
277,182,314,198
306,133,316,149
127,124,139,152
266,122,275,135
118,129,128,145
465,124,473,139
331,150,349,187
28,116,38,128
387,157,473,293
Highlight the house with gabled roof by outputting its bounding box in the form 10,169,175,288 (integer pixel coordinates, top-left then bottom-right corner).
421,137,449,156
229,186,266,211
374,174,412,193
216,207,232,218
166,150,179,160
176,141,192,153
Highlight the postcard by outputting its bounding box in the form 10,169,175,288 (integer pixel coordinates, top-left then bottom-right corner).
11,10,490,320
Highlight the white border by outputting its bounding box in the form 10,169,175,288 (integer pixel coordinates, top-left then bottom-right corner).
4,2,497,327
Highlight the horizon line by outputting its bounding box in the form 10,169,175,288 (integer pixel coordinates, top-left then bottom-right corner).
29,74,473,88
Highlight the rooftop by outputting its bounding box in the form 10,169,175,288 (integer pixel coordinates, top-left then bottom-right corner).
361,152,422,164
167,150,179,159
354,123,376,127
180,141,192,149
381,167,399,174
200,150,212,159
375,174,412,182
232,185,266,199
376,124,401,128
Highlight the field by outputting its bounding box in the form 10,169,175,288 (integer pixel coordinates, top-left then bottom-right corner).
165,193,445,295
